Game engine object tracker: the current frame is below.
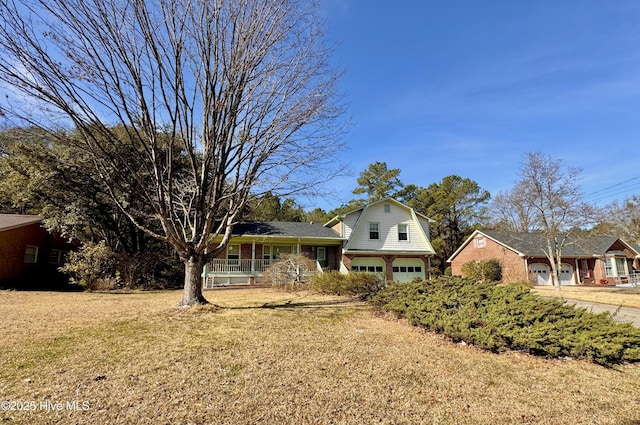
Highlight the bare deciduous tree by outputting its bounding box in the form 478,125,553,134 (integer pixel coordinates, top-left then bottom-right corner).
602,196,640,243
0,0,346,305
489,182,535,233
503,152,597,288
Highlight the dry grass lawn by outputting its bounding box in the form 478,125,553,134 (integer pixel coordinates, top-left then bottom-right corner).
1,288,639,424
533,285,640,309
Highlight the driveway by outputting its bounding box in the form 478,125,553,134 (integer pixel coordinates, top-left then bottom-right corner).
560,298,640,327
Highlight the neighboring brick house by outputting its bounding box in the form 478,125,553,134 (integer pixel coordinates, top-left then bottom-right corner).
448,230,640,286
204,198,436,286
0,214,72,287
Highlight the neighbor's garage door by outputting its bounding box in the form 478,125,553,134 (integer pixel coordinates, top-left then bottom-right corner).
528,263,551,285
392,258,425,282
351,258,385,274
560,263,575,285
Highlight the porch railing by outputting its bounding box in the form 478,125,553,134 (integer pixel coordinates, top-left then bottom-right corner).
205,259,318,275
615,272,640,286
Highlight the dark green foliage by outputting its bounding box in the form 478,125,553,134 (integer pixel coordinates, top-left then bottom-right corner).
311,271,386,299
461,259,502,282
370,276,640,365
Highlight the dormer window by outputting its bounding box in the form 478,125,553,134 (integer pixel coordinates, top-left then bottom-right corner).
369,222,379,240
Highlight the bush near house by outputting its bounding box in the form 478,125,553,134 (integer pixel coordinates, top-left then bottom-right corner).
60,241,183,290
311,271,386,299
264,254,318,291
461,259,502,282
370,276,640,366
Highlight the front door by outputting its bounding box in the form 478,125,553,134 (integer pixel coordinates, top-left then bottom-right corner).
317,247,326,268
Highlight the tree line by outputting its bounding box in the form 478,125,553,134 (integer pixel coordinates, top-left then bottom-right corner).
3,129,639,289
0,0,637,301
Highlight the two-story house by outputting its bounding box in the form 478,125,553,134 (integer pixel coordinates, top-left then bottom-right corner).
203,198,436,287
325,198,436,282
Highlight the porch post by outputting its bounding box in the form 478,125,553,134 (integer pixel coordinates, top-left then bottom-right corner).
251,241,256,273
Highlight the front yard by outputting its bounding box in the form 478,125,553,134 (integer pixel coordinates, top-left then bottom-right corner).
1,288,639,424
533,285,640,308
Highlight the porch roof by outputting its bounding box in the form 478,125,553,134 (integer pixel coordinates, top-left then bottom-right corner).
227,221,344,241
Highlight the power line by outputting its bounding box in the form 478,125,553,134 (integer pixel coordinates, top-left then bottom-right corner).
584,176,640,199
584,180,640,204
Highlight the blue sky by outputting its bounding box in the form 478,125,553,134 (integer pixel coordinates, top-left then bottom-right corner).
310,1,640,211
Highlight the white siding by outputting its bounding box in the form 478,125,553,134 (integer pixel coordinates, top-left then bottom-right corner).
342,210,360,240
418,216,431,240
347,202,430,251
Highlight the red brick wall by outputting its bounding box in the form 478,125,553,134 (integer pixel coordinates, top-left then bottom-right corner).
0,224,49,281
450,236,527,283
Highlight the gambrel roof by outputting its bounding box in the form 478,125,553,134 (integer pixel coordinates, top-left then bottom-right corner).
324,197,434,227
325,197,435,255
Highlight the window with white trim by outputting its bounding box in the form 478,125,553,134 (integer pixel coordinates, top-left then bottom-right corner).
227,244,240,265
369,222,379,240
384,204,391,213
605,257,629,277
474,237,486,248
398,224,408,241
24,246,38,263
263,245,272,261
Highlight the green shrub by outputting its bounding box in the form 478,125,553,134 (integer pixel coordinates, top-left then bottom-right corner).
370,276,640,366
311,271,386,299
461,259,502,282
59,241,117,290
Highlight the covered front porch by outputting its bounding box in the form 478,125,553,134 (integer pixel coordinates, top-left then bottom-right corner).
202,221,345,288
203,257,322,288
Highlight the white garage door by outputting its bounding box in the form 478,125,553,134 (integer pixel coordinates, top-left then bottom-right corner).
560,264,575,285
528,263,551,285
392,258,425,282
351,258,385,274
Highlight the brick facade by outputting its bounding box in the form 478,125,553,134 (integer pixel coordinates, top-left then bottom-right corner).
0,222,71,286
450,235,527,283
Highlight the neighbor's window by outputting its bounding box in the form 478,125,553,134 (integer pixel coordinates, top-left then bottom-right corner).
475,237,486,248
616,258,628,277
605,257,629,277
605,258,613,277
24,246,38,263
369,222,379,240
384,204,391,213
398,224,408,241
49,249,67,265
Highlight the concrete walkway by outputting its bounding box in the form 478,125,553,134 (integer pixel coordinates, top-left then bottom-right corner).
560,298,640,327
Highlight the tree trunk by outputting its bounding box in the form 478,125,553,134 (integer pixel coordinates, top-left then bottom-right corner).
178,254,209,307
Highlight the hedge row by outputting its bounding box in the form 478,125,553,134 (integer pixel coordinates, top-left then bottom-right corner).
369,277,640,366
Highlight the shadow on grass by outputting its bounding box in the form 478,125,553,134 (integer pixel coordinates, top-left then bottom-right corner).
221,297,365,310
